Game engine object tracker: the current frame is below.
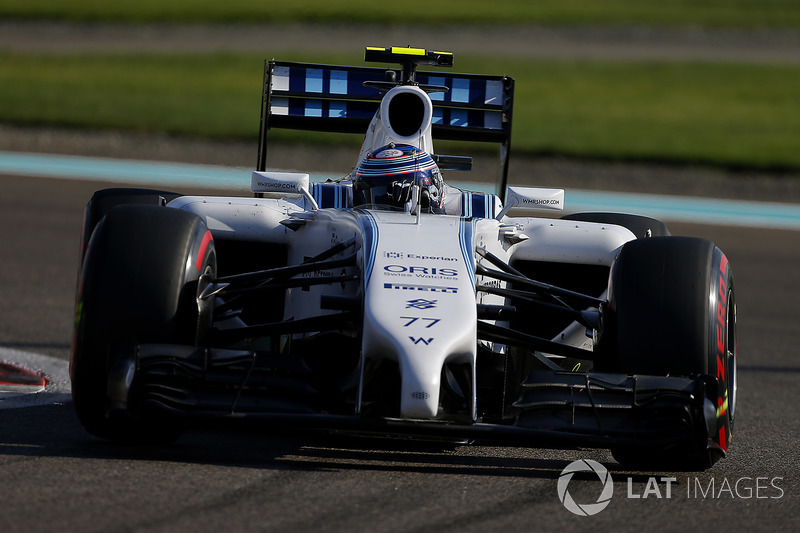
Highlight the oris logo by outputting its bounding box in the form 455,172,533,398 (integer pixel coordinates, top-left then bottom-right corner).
383,265,458,277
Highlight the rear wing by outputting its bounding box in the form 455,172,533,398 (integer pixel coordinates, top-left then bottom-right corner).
256,57,515,195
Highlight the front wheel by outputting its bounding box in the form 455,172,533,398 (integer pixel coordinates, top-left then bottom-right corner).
78,187,182,264
595,236,736,469
71,205,216,443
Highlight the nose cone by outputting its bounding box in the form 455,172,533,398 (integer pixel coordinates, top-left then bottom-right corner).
399,361,441,419
358,210,477,420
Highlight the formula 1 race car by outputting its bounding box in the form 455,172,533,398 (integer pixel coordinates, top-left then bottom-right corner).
71,47,736,470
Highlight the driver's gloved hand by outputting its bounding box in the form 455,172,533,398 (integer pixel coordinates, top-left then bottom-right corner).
389,181,413,206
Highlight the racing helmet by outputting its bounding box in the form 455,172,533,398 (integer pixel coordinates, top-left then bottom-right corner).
353,144,444,210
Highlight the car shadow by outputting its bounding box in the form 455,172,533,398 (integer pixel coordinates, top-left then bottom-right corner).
0,403,635,480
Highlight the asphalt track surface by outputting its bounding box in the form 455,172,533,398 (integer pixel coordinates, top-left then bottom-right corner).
0,172,798,532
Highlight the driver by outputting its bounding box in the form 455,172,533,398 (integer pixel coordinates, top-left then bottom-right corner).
353,144,444,212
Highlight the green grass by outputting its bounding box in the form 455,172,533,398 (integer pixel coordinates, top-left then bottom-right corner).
2,51,800,170
3,0,800,28
510,60,800,168
0,54,262,138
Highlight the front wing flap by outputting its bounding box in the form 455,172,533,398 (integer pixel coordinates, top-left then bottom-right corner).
115,344,718,453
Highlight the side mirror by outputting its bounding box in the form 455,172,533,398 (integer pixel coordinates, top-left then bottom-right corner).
251,171,309,194
251,171,319,210
496,187,564,219
431,154,473,171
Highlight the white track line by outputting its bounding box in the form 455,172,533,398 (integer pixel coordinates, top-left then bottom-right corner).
0,347,71,410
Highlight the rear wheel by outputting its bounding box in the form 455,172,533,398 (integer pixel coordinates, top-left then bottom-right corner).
562,212,670,239
71,205,216,443
596,236,736,469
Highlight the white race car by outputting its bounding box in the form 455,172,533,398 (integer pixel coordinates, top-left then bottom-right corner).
71,47,736,470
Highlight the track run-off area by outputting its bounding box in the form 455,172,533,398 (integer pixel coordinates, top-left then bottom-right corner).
3,151,800,229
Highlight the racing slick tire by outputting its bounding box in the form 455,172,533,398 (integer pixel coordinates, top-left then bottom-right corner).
562,212,670,239
71,205,216,443
595,236,736,470
78,188,182,264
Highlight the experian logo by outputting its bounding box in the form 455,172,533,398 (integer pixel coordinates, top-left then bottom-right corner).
383,251,458,262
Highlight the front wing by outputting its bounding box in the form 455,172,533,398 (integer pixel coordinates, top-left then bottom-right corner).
110,343,721,455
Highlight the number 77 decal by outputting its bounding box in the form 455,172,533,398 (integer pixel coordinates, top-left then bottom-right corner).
401,317,441,328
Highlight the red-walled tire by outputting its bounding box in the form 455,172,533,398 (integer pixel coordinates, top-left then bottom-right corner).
71,205,216,443
596,236,736,469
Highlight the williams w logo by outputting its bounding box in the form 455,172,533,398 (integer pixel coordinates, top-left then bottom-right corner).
409,337,434,345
